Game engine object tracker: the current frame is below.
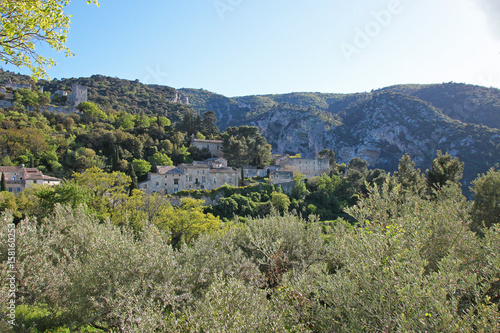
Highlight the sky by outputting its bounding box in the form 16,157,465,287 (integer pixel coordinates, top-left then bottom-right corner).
4,0,500,97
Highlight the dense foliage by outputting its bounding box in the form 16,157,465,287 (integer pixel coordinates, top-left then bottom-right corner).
1,167,500,332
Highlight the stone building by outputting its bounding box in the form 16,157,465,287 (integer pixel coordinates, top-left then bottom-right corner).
269,170,294,185
138,166,185,194
0,166,61,193
275,156,331,178
68,84,88,108
139,158,238,194
191,137,224,158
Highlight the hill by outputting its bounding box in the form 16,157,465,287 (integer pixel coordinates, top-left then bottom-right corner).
1,69,498,187
180,84,500,186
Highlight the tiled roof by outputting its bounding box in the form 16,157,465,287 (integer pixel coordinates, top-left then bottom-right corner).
27,174,61,181
209,168,237,173
181,163,210,169
157,166,184,175
0,166,24,173
192,139,223,144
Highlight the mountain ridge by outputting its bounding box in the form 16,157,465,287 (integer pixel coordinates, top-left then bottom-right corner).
0,70,498,187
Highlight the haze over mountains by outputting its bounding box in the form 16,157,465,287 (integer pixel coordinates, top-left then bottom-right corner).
2,70,499,187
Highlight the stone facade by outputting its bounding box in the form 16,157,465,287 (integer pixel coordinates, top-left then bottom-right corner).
191,138,224,158
68,84,88,108
5,83,31,91
139,158,238,194
269,170,294,185
0,166,61,193
275,156,331,178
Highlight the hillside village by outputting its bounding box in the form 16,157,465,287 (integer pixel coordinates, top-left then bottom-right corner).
139,137,332,195
0,78,333,198
3,3,500,332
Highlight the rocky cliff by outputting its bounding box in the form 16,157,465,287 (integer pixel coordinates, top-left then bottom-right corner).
181,84,500,186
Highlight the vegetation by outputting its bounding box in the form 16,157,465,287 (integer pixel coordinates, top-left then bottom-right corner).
1,162,499,332
0,1,99,79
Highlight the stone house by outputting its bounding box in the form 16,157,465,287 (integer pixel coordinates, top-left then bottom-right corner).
138,166,185,194
275,156,331,178
139,158,238,194
269,170,294,185
191,137,224,158
0,166,61,193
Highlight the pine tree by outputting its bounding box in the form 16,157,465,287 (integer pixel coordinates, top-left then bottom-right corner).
128,162,138,195
426,150,464,191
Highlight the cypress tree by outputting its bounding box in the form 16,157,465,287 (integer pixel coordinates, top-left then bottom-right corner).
1,172,6,192
112,145,120,171
128,162,138,195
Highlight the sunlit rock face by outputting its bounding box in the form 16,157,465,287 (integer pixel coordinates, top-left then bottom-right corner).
181,83,500,185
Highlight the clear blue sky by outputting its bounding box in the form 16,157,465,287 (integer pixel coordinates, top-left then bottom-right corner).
4,0,500,97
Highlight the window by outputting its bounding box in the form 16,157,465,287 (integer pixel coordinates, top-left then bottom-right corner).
174,178,179,185
202,176,206,182
213,177,217,184
156,182,159,186
201,185,204,189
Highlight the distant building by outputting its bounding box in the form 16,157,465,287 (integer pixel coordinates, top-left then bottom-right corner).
68,84,88,108
0,166,61,193
54,90,68,97
139,158,238,194
191,137,224,158
269,170,294,185
274,156,331,178
5,82,31,91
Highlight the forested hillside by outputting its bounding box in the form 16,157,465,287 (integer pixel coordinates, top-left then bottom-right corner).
181,84,500,188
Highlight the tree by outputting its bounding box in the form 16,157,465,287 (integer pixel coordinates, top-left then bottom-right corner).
201,110,219,137
0,0,99,79
426,150,464,191
154,198,221,248
221,126,272,169
318,148,337,172
393,153,425,193
178,108,201,135
14,88,38,108
77,101,107,121
132,159,151,179
71,166,130,219
271,191,291,214
149,152,173,169
128,162,138,195
0,172,6,192
470,168,500,229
